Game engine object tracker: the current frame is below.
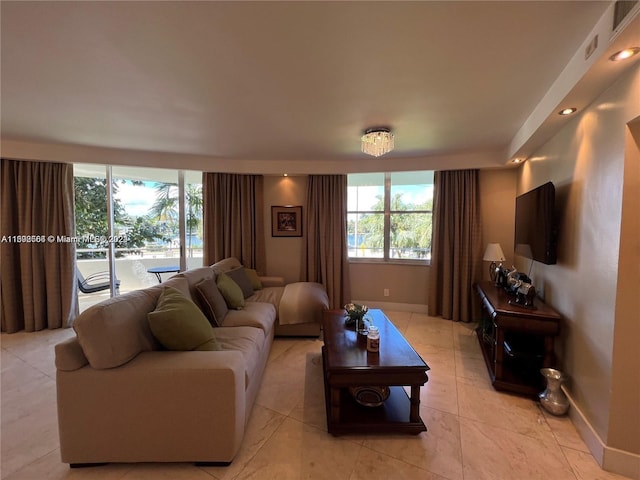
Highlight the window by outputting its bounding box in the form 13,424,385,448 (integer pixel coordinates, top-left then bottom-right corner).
74,164,203,311
347,171,433,262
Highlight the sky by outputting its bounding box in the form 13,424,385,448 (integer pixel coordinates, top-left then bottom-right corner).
114,181,159,218
113,176,433,218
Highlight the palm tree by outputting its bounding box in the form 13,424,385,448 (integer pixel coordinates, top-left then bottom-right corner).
185,184,203,256
149,183,202,256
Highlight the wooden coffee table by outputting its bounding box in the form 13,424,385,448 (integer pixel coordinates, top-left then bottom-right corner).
322,309,430,435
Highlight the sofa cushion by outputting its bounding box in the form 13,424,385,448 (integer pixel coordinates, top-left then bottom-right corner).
194,277,228,327
226,267,254,298
154,275,193,301
211,257,242,275
221,301,276,333
217,272,245,310
148,286,220,351
244,268,263,290
73,286,169,370
176,266,215,291
248,286,285,315
215,326,266,389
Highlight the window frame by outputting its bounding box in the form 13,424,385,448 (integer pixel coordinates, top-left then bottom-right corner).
347,172,433,265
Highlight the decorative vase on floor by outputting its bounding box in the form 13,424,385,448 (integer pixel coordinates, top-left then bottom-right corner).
538,368,569,416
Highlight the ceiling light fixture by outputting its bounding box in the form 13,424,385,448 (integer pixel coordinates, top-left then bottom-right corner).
361,127,394,157
512,158,524,164
609,47,640,61
558,108,577,116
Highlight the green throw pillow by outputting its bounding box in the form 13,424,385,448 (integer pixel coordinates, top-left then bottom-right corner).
216,272,245,309
148,286,220,351
244,268,263,290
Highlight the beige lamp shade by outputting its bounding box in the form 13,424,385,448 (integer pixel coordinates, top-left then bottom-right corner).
483,243,506,283
483,243,506,262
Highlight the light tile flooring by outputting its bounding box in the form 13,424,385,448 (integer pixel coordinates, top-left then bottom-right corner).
1,311,632,480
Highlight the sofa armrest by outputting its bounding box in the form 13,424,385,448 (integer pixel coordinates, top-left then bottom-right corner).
57,350,247,464
55,336,89,371
259,275,285,287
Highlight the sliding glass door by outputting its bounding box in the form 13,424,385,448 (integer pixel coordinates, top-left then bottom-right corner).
74,164,203,311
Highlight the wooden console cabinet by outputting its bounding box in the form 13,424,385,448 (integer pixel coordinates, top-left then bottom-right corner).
475,281,562,397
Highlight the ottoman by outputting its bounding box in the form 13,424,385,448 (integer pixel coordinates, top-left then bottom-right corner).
275,282,329,337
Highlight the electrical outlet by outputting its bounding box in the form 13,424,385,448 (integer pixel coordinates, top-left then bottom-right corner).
383,288,390,297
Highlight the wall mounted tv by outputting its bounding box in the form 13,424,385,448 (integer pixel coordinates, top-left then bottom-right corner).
514,181,557,265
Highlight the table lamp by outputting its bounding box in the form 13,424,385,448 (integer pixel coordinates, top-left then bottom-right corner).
483,243,506,284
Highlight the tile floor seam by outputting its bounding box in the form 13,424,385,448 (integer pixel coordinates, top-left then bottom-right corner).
231,405,302,480
538,404,590,455
357,444,445,480
457,418,581,480
558,445,593,480
346,442,365,480
1,446,59,480
458,412,563,449
452,349,466,480
195,463,227,480
2,351,55,383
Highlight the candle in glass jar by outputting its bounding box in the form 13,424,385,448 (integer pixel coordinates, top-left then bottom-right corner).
367,325,380,353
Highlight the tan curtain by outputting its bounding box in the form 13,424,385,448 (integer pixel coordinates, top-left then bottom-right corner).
427,169,482,322
1,159,78,333
302,175,351,309
202,173,265,272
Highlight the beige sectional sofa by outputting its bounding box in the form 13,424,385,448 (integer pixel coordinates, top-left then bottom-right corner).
55,257,328,466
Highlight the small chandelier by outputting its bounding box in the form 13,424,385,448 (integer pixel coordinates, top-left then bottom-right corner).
361,127,394,157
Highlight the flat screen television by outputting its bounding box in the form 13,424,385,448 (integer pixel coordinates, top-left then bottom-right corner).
514,182,557,265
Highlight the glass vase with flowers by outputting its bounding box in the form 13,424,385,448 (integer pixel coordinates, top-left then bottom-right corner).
344,303,369,335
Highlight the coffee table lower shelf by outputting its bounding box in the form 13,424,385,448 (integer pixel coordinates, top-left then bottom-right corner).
323,385,426,435
322,350,427,436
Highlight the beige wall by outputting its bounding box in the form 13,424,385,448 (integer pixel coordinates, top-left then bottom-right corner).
263,175,306,283
514,62,640,467
263,168,519,307
349,262,429,306
609,121,640,454
262,175,431,306
479,168,518,281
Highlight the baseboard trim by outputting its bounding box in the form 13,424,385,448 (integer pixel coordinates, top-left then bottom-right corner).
350,300,429,314
564,386,640,479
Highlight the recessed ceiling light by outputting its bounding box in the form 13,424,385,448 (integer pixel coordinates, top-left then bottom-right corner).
511,158,524,164
558,108,577,116
283,173,288,177
609,47,640,62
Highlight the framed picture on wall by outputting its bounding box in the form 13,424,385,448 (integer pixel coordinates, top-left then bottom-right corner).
271,205,302,237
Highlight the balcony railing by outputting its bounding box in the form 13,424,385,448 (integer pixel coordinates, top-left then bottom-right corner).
77,249,203,312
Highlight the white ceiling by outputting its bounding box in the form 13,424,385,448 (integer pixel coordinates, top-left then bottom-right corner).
1,1,639,173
